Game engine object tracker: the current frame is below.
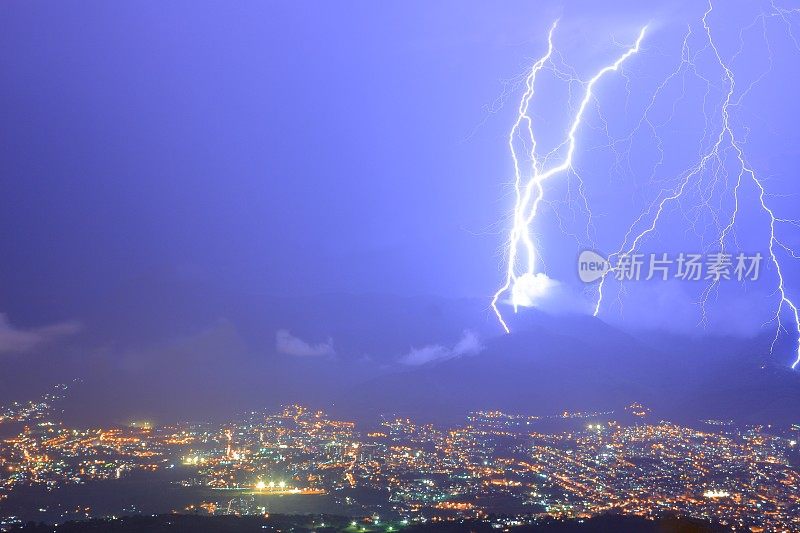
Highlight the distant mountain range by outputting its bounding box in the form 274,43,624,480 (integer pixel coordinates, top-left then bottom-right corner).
1,274,798,426
336,310,800,425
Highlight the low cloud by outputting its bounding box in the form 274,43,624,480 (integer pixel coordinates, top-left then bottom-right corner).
400,330,483,366
511,273,593,315
0,313,81,354
276,329,335,357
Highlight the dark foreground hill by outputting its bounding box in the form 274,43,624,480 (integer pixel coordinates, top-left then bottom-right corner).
8,513,726,533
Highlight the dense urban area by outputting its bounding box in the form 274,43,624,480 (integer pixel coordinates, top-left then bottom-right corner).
1,385,798,532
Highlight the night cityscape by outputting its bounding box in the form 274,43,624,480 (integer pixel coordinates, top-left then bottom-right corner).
1,385,799,531
3,0,800,531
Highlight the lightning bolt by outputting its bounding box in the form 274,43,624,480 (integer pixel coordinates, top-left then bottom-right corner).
491,22,647,333
592,0,800,368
